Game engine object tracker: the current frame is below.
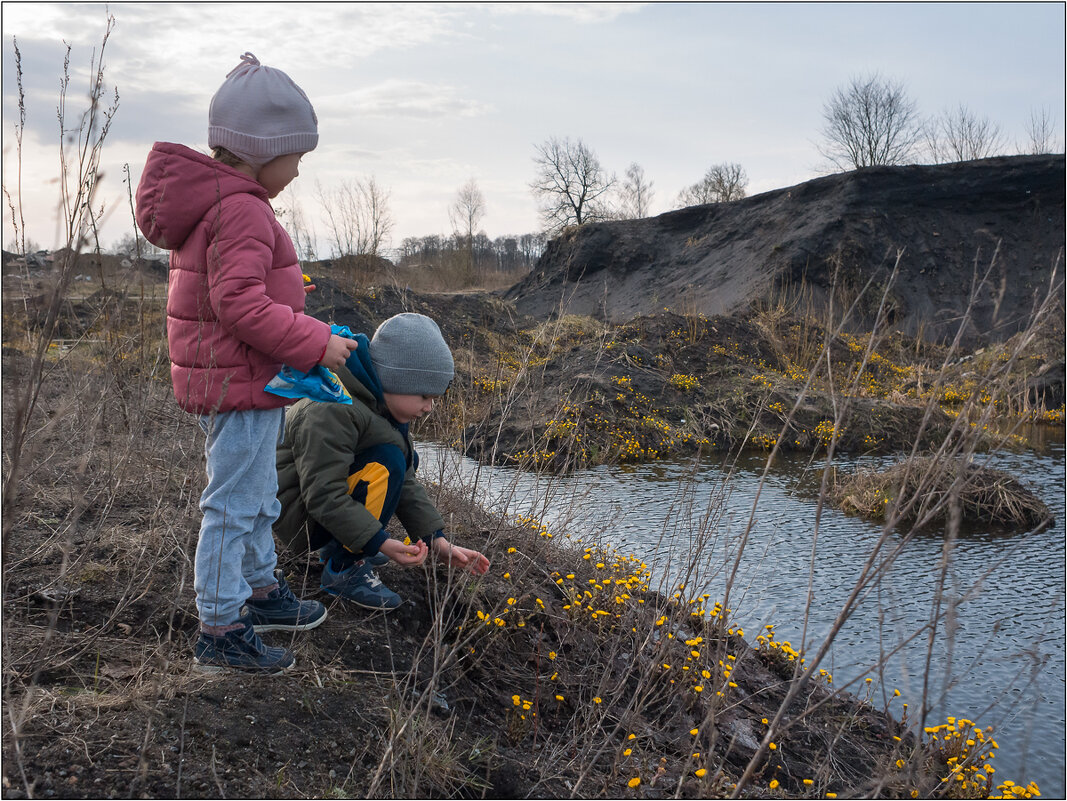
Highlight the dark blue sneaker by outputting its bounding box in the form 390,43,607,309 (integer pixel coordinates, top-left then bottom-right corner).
317,543,389,567
244,569,327,632
366,551,390,568
193,615,295,675
321,559,402,610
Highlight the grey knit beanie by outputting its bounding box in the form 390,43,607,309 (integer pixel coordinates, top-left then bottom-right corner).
208,53,318,167
369,314,454,396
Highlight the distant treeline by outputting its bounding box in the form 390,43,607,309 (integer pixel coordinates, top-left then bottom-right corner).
394,232,547,276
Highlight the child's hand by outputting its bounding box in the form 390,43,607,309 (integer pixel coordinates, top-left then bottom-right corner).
303,282,316,294
432,537,491,575
320,334,359,369
379,537,427,567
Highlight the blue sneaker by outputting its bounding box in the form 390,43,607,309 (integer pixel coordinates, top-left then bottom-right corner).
244,569,327,632
366,551,390,568
318,542,389,568
193,615,295,675
321,559,402,610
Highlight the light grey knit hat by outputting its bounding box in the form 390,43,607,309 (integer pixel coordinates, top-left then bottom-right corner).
208,53,318,167
369,313,454,396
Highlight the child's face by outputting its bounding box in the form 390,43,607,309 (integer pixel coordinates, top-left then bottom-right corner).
257,152,304,198
383,393,437,424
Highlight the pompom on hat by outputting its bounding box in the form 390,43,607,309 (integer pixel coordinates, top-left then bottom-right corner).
369,314,455,396
208,52,318,167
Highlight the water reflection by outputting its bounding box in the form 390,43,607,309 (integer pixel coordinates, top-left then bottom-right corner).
419,436,1065,795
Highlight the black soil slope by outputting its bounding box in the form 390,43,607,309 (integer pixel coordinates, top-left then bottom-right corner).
506,155,1065,345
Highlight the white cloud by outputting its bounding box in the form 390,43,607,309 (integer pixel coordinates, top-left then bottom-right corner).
2,2,109,46
2,1,1064,253
319,79,492,121
487,3,645,24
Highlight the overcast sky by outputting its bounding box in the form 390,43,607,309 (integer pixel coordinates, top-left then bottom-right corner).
2,2,1064,256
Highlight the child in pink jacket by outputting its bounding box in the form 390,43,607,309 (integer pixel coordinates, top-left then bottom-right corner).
136,53,357,674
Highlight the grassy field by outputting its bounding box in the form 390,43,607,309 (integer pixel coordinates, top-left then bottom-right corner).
2,254,1059,797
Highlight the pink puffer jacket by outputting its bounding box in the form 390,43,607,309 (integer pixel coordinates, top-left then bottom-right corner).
135,142,331,414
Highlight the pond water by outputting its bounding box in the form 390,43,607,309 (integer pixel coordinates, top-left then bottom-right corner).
419,432,1066,796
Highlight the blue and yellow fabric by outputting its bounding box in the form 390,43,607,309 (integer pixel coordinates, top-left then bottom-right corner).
264,324,356,404
311,444,405,568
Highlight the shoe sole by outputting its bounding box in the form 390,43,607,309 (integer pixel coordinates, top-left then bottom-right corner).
192,657,297,676
249,608,328,633
320,585,401,611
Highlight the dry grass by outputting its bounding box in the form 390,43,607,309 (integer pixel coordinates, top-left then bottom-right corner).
830,456,1052,527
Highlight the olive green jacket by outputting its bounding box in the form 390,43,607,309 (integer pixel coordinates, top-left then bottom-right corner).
273,338,445,555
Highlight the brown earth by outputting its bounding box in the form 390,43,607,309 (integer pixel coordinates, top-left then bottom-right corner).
3,347,944,800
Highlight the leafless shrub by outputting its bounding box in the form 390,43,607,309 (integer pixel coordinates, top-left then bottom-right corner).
316,177,393,268
924,105,1007,163
818,72,923,170
615,162,655,219
2,14,119,537
675,162,748,207
1021,106,1063,155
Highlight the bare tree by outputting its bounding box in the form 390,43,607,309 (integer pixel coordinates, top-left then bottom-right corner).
924,104,1006,163
616,162,655,219
449,178,486,281
675,162,748,207
530,136,615,234
275,192,318,262
1022,106,1061,155
316,177,393,258
111,231,162,259
449,178,486,239
818,73,923,170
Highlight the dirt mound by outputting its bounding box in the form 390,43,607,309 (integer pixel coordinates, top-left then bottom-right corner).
507,155,1065,346
302,276,533,345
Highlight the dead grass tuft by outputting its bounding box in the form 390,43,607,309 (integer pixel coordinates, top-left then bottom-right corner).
830,455,1052,528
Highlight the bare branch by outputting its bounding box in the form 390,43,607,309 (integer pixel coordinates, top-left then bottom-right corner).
819,73,922,170
530,136,615,234
924,104,1006,162
675,162,748,208
615,162,655,219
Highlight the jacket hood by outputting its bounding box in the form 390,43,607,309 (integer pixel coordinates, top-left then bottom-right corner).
336,334,385,407
135,142,270,251
336,336,411,436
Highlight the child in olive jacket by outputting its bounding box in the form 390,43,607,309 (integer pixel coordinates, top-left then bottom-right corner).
275,313,489,608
